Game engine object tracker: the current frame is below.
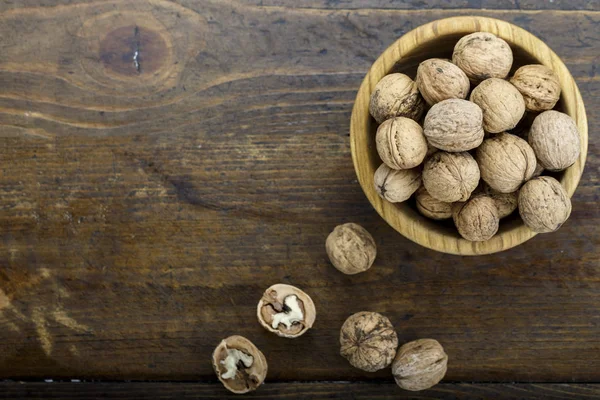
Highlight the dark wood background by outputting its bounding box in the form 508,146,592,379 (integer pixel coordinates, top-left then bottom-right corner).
0,0,598,398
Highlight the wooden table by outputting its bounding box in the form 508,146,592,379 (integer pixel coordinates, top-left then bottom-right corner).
0,1,598,398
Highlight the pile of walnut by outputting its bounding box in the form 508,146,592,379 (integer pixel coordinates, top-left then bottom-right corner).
370,32,579,241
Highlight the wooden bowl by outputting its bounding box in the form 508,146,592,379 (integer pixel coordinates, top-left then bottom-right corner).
350,16,588,256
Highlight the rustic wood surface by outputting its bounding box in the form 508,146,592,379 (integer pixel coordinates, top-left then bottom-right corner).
0,0,599,397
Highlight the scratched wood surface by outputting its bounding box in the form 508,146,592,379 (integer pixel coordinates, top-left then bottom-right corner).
0,0,599,393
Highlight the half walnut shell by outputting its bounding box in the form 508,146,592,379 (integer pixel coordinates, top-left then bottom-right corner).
257,284,316,338
212,335,268,394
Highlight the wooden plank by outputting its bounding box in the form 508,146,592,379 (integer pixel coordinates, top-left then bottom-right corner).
0,0,598,382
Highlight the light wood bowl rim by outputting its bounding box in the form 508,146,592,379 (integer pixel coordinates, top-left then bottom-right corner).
350,16,588,256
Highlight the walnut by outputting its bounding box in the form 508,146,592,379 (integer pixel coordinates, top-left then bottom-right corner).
392,339,448,392
453,195,499,241
376,117,428,170
510,64,561,112
452,32,513,83
369,73,425,124
415,186,453,220
529,110,580,171
532,162,544,178
340,311,398,372
212,335,267,394
422,151,480,203
257,284,316,338
374,163,421,203
518,176,571,233
470,78,526,133
326,223,376,275
476,183,518,219
423,99,484,152
475,133,536,193
415,58,470,105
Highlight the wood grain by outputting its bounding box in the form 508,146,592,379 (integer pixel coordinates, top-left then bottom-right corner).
0,0,598,386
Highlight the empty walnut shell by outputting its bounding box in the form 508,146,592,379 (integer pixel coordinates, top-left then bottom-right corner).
326,223,376,275
453,196,499,241
510,64,561,112
423,99,484,152
212,335,268,394
529,110,580,171
452,32,513,83
415,186,453,220
374,163,421,203
376,117,428,170
392,339,448,392
475,133,536,193
422,151,480,203
257,284,316,338
340,311,398,372
415,58,470,105
369,73,425,124
470,78,526,133
518,176,571,233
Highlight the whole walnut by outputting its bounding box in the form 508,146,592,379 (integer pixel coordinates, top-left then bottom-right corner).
519,176,571,233
470,78,526,133
422,151,480,203
532,162,544,178
212,335,268,394
340,311,398,372
452,32,513,83
257,284,316,338
392,339,448,392
475,133,536,193
374,163,421,203
415,186,453,220
453,195,499,241
510,64,561,112
376,117,428,170
326,223,376,275
476,183,518,219
415,58,470,105
369,73,425,124
423,99,484,152
529,110,580,171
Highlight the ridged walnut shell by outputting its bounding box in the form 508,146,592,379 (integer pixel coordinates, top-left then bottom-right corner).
376,117,428,170
369,73,425,124
423,99,484,152
510,64,561,112
340,311,398,372
422,151,480,203
326,223,376,275
415,186,453,220
374,163,421,203
415,58,470,105
212,335,268,394
476,183,519,219
475,133,536,193
392,339,448,392
518,176,571,233
470,78,525,133
257,284,316,338
452,32,513,83
529,110,580,171
453,196,499,241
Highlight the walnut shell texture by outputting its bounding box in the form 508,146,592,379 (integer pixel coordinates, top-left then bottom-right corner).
422,151,480,203
452,32,513,83
470,78,526,133
374,163,421,203
518,176,571,233
415,186,453,220
376,117,428,170
392,339,448,392
340,311,398,372
423,99,484,152
415,58,470,105
257,284,316,338
369,73,425,124
510,64,561,112
529,110,580,171
212,335,268,394
476,184,519,219
453,196,499,241
475,133,536,193
326,223,376,275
